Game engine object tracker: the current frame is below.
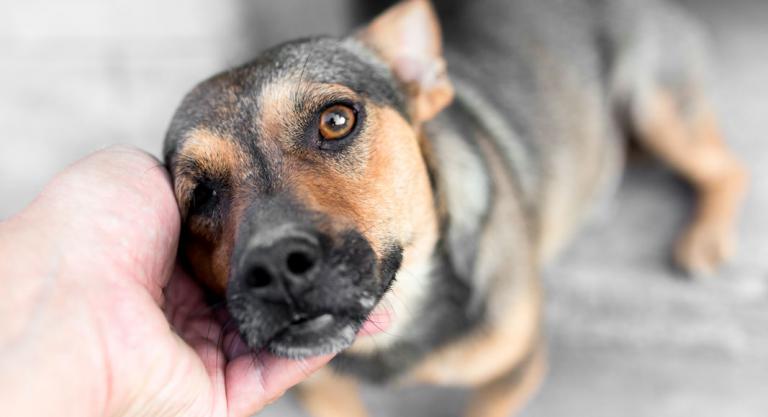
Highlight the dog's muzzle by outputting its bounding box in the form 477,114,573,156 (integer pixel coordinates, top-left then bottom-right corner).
225,198,402,359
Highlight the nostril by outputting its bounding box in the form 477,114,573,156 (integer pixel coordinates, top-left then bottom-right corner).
246,266,273,289
286,251,316,275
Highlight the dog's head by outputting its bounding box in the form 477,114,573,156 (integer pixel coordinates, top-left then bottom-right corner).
164,0,454,358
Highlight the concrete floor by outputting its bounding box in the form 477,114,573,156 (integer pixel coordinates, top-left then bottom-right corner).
1,1,767,416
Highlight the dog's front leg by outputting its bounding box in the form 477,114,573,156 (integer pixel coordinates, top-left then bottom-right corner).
631,91,748,276
295,368,369,417
465,347,546,417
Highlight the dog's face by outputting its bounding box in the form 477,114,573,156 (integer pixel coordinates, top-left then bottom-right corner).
164,1,454,358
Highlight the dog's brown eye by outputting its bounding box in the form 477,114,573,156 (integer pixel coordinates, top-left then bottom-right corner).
319,105,356,141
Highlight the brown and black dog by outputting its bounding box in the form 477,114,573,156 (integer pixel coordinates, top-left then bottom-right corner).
163,0,748,416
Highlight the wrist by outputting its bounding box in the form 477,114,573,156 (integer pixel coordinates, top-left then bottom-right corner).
0,218,109,417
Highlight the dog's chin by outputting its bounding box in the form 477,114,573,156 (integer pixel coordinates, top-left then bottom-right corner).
230,238,403,359
264,314,361,359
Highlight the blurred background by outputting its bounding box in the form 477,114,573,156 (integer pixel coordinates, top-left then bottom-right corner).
1,0,767,416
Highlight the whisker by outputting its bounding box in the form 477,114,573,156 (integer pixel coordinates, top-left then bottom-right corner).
186,300,226,320
389,271,419,319
214,319,236,385
293,52,313,108
249,350,264,373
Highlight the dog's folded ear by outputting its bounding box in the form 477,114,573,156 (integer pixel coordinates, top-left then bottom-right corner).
357,0,454,123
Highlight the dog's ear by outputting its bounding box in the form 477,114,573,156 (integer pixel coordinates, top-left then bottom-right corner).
358,0,454,123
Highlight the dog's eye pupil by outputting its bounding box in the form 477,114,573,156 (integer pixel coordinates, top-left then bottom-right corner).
319,104,356,141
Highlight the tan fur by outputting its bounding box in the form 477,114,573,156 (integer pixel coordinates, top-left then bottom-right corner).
346,133,442,354
392,125,541,416
465,347,547,417
258,80,440,261
173,129,244,215
297,351,546,417
291,103,439,267
183,199,247,294
634,91,748,276
297,369,369,417
408,284,540,387
176,80,442,294
258,81,318,153
174,129,250,293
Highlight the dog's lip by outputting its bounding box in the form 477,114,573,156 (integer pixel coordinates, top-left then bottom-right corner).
267,313,358,358
281,305,392,338
262,305,393,358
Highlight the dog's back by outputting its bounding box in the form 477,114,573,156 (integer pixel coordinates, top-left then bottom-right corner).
436,0,622,262
347,0,720,356
411,0,710,261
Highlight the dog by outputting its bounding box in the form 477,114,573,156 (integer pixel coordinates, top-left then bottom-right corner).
163,0,748,415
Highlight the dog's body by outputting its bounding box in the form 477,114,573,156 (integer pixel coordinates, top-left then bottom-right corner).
164,0,747,416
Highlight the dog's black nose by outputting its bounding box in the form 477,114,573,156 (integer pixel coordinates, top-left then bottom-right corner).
237,228,321,303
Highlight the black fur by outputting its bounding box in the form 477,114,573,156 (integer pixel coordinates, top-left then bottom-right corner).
227,196,404,358
332,242,483,382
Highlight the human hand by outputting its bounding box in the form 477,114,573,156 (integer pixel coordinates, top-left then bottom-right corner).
0,146,332,417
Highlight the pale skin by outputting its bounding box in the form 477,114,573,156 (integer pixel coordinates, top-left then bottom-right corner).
0,146,332,417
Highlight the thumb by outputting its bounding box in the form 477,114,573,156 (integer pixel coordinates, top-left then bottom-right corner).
2,145,181,302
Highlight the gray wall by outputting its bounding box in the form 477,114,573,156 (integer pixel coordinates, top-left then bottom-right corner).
0,0,351,218
0,0,753,218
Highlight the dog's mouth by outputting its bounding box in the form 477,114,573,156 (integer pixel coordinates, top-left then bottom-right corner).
228,271,399,359
236,301,393,359
226,229,403,359
266,308,390,358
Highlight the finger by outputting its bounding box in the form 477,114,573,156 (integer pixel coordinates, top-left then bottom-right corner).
223,331,250,361
225,353,334,417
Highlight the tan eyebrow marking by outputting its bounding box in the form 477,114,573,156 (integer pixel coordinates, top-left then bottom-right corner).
173,128,246,215
258,80,362,149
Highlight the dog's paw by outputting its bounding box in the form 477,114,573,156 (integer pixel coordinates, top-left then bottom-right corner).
674,222,735,278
